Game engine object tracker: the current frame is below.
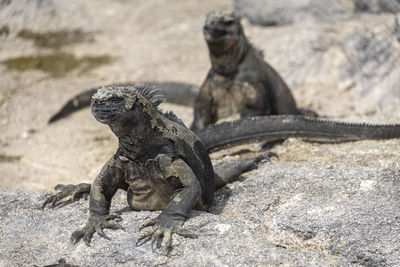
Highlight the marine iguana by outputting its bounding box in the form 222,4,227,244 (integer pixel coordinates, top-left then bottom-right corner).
43,83,273,251
191,11,306,131
43,84,400,251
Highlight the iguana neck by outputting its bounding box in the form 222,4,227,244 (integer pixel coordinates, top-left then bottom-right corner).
108,114,165,161
208,34,248,76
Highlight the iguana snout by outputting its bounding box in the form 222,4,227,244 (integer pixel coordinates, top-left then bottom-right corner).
91,96,125,124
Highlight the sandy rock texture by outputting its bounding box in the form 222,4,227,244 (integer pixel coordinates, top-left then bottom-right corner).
1,142,400,266
1,0,400,266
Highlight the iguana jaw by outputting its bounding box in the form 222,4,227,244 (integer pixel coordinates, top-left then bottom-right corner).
90,85,137,124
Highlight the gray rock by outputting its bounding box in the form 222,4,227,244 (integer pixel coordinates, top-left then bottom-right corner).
339,27,400,103
0,188,343,266
233,1,400,118
235,0,400,27
234,0,354,26
354,0,400,13
1,138,400,266
244,13,400,119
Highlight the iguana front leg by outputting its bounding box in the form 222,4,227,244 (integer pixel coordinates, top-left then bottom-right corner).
71,159,126,245
137,156,200,251
41,157,118,209
42,183,91,209
191,80,216,132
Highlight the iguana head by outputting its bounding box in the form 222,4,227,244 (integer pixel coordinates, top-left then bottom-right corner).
203,11,247,74
91,84,165,125
203,11,243,51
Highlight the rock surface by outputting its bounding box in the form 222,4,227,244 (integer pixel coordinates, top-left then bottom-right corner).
1,0,400,266
234,0,354,26
354,0,400,13
1,137,400,266
234,0,400,26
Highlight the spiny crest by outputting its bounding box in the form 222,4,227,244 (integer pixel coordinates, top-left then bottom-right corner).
135,83,166,107
92,83,166,109
163,110,186,127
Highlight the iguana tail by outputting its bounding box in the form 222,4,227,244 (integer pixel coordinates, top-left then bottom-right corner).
48,81,198,123
49,89,97,123
197,115,400,152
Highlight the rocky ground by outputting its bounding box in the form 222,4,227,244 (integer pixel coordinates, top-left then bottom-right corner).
0,0,400,266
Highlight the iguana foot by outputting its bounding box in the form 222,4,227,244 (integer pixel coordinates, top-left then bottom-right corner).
237,151,279,173
42,183,91,209
71,213,124,246
136,214,197,252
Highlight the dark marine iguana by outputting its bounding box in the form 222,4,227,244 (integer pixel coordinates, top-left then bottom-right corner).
191,11,308,131
42,84,400,251
43,83,272,251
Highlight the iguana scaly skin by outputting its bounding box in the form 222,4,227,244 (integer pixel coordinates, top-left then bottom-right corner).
43,84,400,251
191,11,304,132
197,116,400,151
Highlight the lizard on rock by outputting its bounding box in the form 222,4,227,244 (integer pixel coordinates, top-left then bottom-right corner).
191,11,308,131
43,83,272,251
43,84,400,251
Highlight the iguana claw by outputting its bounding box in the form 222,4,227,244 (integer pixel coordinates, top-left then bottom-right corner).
136,214,197,253
71,213,124,245
42,183,90,209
